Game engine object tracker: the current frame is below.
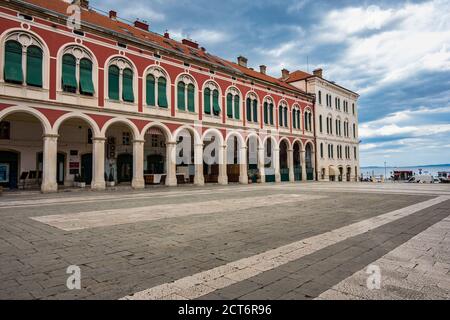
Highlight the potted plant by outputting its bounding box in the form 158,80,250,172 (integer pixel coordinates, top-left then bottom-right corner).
73,174,80,187
106,171,115,187
79,175,86,188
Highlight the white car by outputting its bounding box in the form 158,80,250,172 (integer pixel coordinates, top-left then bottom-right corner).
407,175,434,183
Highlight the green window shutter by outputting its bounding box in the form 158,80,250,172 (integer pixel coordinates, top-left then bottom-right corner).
79,58,94,95
284,108,288,127
234,95,240,120
263,102,268,124
108,65,120,100
227,93,233,118
319,115,322,132
4,40,23,84
246,98,251,121
297,111,300,129
204,88,211,114
252,99,258,122
278,106,283,127
269,104,274,125
146,74,156,106
62,54,77,92
177,82,185,110
213,90,221,116
292,110,296,129
187,84,195,112
122,68,134,102
157,77,168,108
26,45,42,87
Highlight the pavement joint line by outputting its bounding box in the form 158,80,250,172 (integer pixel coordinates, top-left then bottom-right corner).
120,195,450,300
30,194,326,231
316,215,450,300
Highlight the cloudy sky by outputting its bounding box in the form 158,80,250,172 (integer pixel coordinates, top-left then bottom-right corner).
91,0,450,167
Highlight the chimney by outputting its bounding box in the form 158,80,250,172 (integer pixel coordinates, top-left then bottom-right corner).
182,39,199,49
259,65,267,75
237,56,248,68
109,10,117,20
281,68,290,80
164,31,170,39
313,68,323,78
134,20,149,32
72,0,89,9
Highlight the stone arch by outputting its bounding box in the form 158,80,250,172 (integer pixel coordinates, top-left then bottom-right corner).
100,117,139,139
140,121,173,142
53,112,101,137
0,105,51,134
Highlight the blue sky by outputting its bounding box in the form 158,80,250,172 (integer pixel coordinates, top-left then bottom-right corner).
90,0,450,167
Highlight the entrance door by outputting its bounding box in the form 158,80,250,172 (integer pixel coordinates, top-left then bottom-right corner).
0,151,19,189
81,153,93,185
117,153,133,183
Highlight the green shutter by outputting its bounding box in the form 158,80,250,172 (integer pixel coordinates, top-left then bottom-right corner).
213,89,221,116
146,74,156,106
4,41,23,84
284,108,288,127
204,88,211,114
177,82,185,110
79,58,94,95
62,54,77,92
263,102,268,124
26,45,42,87
227,93,233,118
122,68,134,102
246,98,251,121
187,84,195,112
297,111,300,129
292,110,296,129
252,99,258,122
234,95,240,120
158,77,168,108
108,65,120,100
279,106,283,127
269,104,274,125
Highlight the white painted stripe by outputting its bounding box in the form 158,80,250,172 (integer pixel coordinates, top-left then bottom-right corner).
120,196,449,300
316,216,450,300
31,194,326,231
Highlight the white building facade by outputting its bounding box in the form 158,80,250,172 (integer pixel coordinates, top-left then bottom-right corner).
285,69,360,182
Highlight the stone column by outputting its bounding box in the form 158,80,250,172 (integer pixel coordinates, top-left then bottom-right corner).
239,146,248,184
300,150,307,182
194,143,204,186
91,137,106,190
41,134,58,193
257,146,265,183
311,151,316,181
218,144,228,185
288,148,295,182
274,147,281,183
165,141,177,186
131,139,145,189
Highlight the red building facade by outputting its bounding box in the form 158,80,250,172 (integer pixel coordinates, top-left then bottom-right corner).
0,0,317,192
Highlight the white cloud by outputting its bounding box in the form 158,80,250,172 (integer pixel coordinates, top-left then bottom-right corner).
120,5,165,22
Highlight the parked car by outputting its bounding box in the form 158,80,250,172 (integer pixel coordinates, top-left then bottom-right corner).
406,175,434,183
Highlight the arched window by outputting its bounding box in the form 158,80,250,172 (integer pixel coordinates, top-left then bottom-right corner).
61,46,94,95
226,87,240,120
107,57,134,103
4,33,44,87
203,82,221,116
353,123,356,138
263,97,274,125
176,75,196,112
304,109,312,132
145,67,168,108
319,115,323,133
320,143,324,158
318,91,322,105
246,93,258,123
293,107,300,130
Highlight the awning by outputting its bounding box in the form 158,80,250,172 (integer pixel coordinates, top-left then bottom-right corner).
328,166,338,176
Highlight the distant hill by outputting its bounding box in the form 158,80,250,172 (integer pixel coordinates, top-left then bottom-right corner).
362,164,450,169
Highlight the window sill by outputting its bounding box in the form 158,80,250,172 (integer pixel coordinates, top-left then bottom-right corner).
106,99,137,106
59,91,97,99
2,82,48,92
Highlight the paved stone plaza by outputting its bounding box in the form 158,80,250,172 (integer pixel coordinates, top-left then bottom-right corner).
0,182,449,300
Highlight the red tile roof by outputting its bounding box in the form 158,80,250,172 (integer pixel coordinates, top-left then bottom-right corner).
283,70,313,83
17,0,309,97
